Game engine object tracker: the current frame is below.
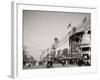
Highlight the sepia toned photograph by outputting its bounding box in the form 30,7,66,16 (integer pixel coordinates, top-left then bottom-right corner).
23,10,91,69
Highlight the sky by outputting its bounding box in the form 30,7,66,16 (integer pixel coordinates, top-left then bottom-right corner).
23,10,90,60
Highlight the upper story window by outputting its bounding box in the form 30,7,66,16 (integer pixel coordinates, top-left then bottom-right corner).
81,47,90,51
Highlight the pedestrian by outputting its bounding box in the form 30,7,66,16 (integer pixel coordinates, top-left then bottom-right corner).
62,59,66,66
78,59,82,66
47,55,51,68
50,57,53,68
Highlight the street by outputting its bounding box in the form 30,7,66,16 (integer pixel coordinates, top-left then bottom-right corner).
23,63,78,69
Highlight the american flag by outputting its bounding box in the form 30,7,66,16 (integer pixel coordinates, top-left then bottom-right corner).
83,16,87,23
67,22,71,28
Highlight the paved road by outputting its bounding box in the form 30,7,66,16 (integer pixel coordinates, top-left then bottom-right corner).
24,63,78,69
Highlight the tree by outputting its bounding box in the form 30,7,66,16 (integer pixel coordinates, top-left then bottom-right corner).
57,50,61,58
62,48,68,57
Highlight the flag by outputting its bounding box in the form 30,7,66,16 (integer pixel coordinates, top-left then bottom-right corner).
67,22,71,28
83,16,87,23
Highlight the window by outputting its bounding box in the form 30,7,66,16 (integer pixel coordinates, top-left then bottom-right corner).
88,31,91,34
81,47,90,51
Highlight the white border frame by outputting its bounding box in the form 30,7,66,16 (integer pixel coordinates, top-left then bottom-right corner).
11,1,97,78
